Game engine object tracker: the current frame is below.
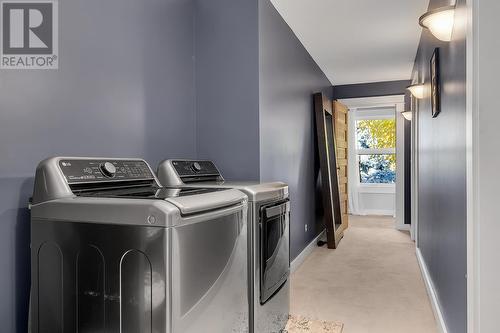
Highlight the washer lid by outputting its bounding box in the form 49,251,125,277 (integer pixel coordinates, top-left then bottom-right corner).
77,186,246,215
75,185,224,200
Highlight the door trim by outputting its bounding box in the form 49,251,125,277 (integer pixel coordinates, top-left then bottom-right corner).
340,95,405,226
466,0,477,331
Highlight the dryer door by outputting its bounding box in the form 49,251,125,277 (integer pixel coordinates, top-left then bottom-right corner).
260,199,290,304
170,202,248,333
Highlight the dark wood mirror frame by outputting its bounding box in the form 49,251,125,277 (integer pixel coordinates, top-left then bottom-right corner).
314,92,344,248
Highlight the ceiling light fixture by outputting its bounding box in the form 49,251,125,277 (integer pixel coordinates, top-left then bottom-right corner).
407,83,425,99
419,5,456,42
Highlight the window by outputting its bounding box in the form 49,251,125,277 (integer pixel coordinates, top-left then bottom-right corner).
356,118,396,184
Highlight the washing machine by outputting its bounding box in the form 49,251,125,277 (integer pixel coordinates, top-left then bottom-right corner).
29,157,249,333
157,159,290,333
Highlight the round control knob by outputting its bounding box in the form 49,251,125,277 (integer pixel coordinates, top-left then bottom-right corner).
192,162,202,172
100,162,116,177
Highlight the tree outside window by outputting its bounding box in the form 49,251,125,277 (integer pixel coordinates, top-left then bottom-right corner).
356,118,396,184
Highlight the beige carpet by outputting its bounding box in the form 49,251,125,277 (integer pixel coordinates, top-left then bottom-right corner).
283,315,343,333
290,215,438,333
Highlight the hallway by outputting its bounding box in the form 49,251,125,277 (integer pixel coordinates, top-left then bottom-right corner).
290,215,437,333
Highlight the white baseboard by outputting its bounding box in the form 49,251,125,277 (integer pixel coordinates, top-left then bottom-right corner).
291,230,326,273
396,224,410,231
416,248,449,333
358,209,395,216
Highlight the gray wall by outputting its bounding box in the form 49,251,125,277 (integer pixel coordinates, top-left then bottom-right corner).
1,0,335,328
414,0,467,332
195,0,260,180
333,80,411,99
0,0,197,331
195,0,333,259
404,94,412,226
258,0,333,259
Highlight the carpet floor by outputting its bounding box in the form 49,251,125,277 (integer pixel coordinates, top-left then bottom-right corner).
290,215,438,333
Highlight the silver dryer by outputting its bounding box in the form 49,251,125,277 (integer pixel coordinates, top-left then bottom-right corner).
157,159,290,333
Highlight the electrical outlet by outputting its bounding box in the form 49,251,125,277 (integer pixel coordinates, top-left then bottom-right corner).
305,224,308,232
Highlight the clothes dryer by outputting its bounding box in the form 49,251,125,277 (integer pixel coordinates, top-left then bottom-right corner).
157,159,290,333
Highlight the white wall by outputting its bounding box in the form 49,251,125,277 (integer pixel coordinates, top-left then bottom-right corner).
395,103,406,226
358,188,395,216
469,0,500,331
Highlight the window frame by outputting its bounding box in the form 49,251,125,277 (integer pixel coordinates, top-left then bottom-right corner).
354,109,396,187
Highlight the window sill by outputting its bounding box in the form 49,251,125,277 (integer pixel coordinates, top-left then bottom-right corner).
357,184,395,194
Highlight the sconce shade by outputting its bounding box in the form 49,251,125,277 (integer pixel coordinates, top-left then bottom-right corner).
401,111,412,121
407,84,425,99
419,5,455,42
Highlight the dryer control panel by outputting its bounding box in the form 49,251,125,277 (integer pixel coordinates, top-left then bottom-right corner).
59,159,154,183
171,160,219,177
169,160,222,183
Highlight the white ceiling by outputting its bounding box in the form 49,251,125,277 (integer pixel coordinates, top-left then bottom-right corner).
270,0,429,85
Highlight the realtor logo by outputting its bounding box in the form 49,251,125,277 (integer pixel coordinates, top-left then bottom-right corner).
1,0,58,69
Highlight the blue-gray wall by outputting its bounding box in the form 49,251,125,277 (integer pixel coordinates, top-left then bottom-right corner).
0,0,197,331
414,0,467,332
195,0,260,180
332,80,411,99
0,0,335,328
195,0,333,259
258,0,332,259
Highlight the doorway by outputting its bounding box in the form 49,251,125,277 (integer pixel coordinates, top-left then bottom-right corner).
339,95,408,231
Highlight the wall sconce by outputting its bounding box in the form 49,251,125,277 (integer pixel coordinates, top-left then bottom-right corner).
401,111,412,121
419,5,456,42
407,83,425,99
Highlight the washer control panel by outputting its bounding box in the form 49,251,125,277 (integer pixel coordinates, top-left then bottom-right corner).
59,159,154,183
171,160,220,178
